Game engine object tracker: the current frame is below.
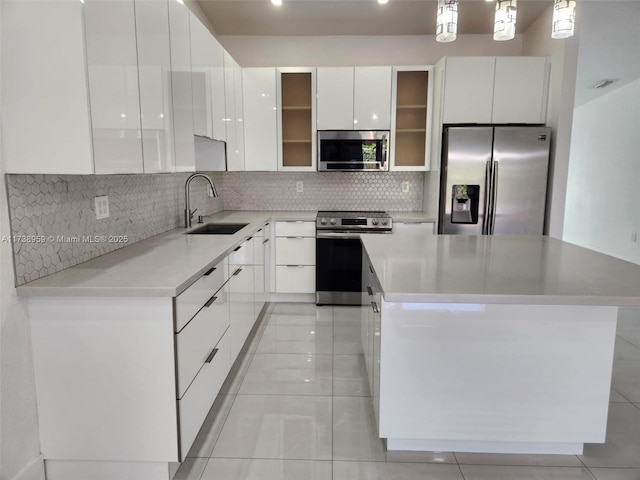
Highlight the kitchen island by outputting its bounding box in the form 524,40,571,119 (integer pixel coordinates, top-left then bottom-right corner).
360,234,640,455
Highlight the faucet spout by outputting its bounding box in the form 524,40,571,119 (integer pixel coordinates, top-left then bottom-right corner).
185,173,218,228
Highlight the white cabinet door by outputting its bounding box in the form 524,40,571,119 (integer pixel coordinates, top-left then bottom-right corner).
354,67,392,130
135,0,176,173
442,57,495,124
493,57,549,124
2,1,93,174
168,0,195,172
243,68,278,171
393,222,435,235
190,13,214,140
228,264,255,363
210,37,227,142
275,266,315,293
317,67,354,130
224,52,246,171
84,0,143,174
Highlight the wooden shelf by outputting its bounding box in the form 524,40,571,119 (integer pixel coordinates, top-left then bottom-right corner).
396,129,426,133
397,104,427,109
282,106,311,110
283,139,312,143
281,71,313,168
394,70,429,168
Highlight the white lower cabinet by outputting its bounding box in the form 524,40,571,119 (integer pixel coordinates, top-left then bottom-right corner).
393,221,435,236
27,227,270,480
274,221,316,294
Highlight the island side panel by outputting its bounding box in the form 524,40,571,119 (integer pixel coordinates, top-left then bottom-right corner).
378,301,617,454
28,296,178,462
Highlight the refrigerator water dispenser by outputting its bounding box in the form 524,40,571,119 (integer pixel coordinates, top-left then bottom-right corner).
451,184,479,224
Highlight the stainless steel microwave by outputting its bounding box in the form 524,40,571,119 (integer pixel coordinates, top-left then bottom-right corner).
318,130,389,172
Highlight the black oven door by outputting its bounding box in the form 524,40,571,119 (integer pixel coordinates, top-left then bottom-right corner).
316,232,362,305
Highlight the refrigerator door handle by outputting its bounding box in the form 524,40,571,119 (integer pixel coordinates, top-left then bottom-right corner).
490,161,499,234
483,160,492,235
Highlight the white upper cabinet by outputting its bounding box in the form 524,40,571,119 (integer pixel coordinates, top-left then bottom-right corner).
84,0,144,174
277,68,317,172
224,52,245,171
189,13,226,142
317,67,392,130
317,67,354,130
442,57,495,124
353,67,392,130
168,0,196,172
242,68,278,171
492,57,549,124
442,56,549,125
2,1,94,174
135,0,176,173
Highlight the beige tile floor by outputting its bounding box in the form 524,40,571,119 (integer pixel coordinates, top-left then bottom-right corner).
175,304,640,480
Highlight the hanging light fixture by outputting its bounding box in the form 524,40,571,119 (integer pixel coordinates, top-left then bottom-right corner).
436,0,458,43
494,0,517,41
551,0,576,39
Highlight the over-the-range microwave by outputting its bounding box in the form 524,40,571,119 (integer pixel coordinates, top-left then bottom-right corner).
318,130,389,172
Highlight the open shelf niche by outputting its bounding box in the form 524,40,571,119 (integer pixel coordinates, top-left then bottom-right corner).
281,72,312,168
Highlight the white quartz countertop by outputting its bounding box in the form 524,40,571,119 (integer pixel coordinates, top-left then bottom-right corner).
16,211,316,298
361,234,640,305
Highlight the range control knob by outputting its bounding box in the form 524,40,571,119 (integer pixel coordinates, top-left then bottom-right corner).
330,218,337,225
381,218,389,226
372,219,379,226
320,217,327,225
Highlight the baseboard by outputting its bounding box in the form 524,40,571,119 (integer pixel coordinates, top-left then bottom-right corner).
11,454,45,480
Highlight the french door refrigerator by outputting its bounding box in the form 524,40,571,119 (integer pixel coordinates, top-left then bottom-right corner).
438,126,551,235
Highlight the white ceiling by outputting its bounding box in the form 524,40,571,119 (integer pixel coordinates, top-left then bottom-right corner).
195,0,551,36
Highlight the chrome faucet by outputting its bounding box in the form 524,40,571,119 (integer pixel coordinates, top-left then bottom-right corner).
184,173,218,228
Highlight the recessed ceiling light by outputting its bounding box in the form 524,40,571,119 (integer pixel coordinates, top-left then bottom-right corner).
378,0,389,4
271,0,282,5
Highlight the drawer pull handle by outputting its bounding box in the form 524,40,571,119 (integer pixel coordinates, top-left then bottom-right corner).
233,246,242,252
286,265,304,268
369,265,374,274
233,267,243,276
205,348,219,364
367,286,373,296
257,229,262,233
286,221,303,223
204,267,216,276
204,295,217,308
263,238,269,244
371,302,379,314
286,236,305,239
247,237,253,241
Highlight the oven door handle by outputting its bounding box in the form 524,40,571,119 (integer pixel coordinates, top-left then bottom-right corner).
316,231,362,239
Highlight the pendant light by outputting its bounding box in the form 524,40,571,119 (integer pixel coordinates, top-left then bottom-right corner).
494,0,517,41
551,0,576,39
436,0,458,43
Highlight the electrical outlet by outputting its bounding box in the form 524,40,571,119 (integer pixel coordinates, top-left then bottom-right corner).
402,181,410,193
95,196,109,220
296,181,304,193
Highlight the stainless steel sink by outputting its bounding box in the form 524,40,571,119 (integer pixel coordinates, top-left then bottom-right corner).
186,223,248,235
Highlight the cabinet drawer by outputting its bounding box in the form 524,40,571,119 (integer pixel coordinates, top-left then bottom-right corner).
254,236,267,265
275,221,315,237
178,332,230,461
253,224,266,238
275,237,315,265
175,258,227,332
276,265,315,293
393,222,435,235
176,284,230,399
228,237,255,265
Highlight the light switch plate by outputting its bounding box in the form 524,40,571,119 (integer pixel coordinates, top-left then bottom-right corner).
95,196,109,220
402,181,410,193
296,181,304,193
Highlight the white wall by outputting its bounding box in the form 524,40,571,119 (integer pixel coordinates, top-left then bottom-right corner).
522,4,580,238
0,4,45,480
218,34,523,67
563,78,640,264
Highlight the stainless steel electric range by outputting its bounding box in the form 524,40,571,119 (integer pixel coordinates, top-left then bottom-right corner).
316,211,392,306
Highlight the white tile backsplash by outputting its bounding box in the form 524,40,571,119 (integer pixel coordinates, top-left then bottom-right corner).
6,171,423,286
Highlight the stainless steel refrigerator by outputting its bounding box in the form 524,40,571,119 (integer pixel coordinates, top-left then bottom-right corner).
438,126,551,235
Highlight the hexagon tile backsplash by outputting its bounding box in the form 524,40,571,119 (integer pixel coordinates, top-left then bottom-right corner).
6,173,223,286
5,171,423,286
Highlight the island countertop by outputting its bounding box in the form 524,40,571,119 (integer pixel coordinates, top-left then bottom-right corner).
361,234,640,305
